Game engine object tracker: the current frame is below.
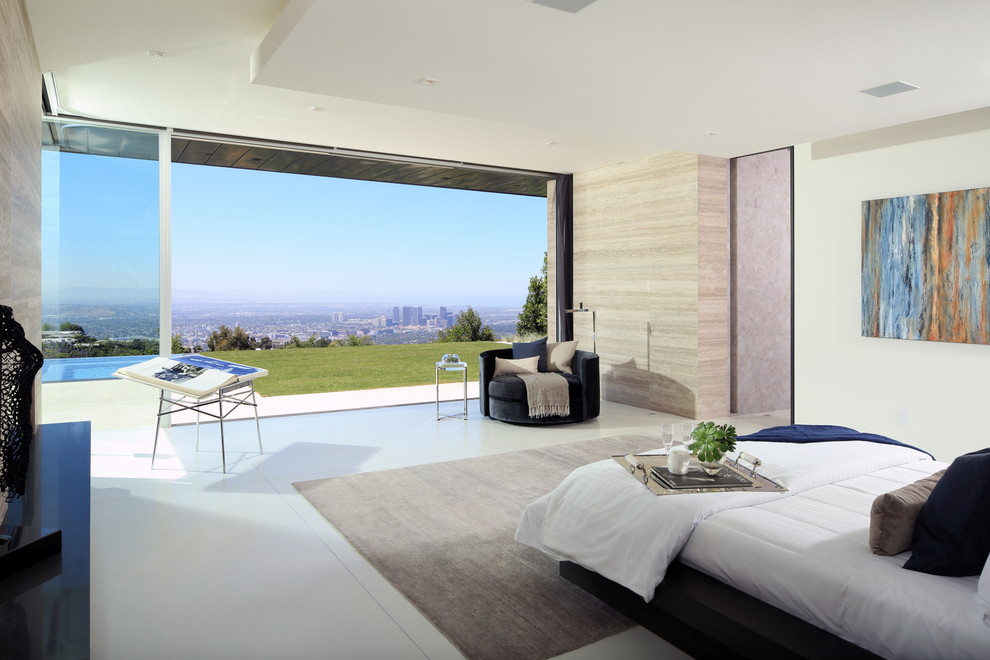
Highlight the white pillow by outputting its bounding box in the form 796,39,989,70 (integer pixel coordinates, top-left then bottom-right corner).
546,340,578,374
978,553,990,628
493,356,539,376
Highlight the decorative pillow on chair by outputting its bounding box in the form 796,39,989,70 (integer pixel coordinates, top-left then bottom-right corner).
493,356,539,376
513,338,548,372
546,340,578,374
869,469,945,556
904,448,990,576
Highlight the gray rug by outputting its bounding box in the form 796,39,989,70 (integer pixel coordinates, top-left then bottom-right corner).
294,434,657,660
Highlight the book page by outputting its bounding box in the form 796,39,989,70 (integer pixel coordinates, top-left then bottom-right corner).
115,357,237,396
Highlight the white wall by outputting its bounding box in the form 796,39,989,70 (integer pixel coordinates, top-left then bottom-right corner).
794,128,990,461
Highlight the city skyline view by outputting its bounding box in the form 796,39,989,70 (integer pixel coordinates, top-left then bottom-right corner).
42,142,548,355
41,299,524,354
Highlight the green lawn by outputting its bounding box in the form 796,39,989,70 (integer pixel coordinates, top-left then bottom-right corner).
202,341,506,397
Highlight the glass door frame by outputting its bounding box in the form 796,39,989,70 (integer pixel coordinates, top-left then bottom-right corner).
41,117,172,357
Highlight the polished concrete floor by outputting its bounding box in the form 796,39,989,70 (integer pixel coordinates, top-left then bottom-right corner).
77,386,787,660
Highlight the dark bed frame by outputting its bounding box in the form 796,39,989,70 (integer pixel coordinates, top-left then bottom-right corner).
560,560,883,660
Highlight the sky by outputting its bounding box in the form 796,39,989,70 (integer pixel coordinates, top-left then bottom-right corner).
44,149,547,308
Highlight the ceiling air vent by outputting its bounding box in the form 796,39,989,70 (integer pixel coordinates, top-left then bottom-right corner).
860,81,919,98
532,0,598,13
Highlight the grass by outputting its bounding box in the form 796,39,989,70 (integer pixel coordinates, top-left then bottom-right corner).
202,341,506,397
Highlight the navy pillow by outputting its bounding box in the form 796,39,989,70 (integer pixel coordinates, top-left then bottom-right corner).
904,448,990,576
512,337,548,372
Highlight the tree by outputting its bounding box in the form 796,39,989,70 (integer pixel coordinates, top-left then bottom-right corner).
171,333,185,354
59,322,85,333
516,252,547,336
344,333,374,346
207,325,254,351
436,306,496,342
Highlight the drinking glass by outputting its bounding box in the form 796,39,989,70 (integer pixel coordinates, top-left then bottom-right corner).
681,421,695,446
660,423,674,452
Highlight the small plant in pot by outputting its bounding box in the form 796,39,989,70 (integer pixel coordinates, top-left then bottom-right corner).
688,421,738,475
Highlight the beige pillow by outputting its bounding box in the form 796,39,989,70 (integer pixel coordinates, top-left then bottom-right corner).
869,469,946,556
546,341,578,374
493,356,539,376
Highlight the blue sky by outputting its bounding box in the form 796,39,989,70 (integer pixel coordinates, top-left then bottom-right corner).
45,151,547,307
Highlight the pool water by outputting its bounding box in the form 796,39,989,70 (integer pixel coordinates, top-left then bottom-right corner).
42,355,155,383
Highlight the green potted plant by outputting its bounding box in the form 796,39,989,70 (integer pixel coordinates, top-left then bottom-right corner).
687,421,738,475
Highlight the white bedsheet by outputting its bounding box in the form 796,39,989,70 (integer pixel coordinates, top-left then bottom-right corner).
680,460,990,660
515,439,929,600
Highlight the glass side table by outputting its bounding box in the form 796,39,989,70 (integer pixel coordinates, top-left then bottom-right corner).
435,361,468,420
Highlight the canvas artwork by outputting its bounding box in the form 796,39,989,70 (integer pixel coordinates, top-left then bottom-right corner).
862,186,990,344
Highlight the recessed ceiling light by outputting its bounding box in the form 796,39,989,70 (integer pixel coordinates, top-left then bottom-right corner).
860,81,919,98
418,77,442,86
310,106,327,112
701,131,720,138
147,50,166,60
546,141,560,146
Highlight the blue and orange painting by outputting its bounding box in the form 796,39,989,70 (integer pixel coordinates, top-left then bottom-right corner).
862,187,990,344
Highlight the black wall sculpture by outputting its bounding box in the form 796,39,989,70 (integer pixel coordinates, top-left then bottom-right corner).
0,306,44,501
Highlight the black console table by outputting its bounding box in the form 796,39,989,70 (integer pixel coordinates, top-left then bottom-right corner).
0,421,91,659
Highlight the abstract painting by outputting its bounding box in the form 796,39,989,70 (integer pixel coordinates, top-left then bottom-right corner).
862,186,990,344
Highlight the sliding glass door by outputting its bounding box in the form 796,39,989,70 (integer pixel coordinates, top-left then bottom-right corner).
41,119,167,381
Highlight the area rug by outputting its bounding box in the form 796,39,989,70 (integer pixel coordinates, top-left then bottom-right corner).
294,434,658,660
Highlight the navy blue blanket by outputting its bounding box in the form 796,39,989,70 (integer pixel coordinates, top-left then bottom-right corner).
738,424,933,459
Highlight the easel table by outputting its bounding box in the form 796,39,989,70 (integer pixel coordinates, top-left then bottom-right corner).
113,375,264,474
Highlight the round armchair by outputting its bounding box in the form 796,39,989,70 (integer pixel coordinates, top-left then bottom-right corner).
478,347,600,425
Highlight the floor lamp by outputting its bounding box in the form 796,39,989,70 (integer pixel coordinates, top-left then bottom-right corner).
565,302,596,353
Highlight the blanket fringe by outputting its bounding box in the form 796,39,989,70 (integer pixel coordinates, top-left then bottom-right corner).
529,404,570,419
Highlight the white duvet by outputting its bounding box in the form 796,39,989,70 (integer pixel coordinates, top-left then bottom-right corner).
515,439,930,601
680,460,990,659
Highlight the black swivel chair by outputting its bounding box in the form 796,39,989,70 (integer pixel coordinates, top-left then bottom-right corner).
478,348,600,424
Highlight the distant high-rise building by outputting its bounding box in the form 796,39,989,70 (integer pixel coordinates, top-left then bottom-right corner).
401,306,414,326
392,306,401,324
415,306,423,326
439,306,448,325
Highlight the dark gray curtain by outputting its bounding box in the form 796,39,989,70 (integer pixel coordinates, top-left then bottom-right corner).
554,174,574,341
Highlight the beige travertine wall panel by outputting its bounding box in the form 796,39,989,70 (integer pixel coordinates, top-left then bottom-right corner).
696,156,730,416
0,0,43,429
573,152,730,419
731,149,791,414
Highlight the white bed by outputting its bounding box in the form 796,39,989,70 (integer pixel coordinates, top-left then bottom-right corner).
681,460,988,659
516,437,990,659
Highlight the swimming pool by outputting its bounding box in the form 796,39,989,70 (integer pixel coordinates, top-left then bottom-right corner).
42,355,155,383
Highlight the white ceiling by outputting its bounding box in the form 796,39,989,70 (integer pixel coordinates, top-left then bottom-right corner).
27,0,990,173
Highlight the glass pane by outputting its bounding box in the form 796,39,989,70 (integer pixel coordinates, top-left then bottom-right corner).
40,121,160,383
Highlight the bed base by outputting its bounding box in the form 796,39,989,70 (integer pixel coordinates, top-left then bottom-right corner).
560,560,882,660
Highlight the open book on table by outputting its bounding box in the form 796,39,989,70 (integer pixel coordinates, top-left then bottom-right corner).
114,354,268,397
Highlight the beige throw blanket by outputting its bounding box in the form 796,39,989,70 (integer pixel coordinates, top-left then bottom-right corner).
518,373,570,418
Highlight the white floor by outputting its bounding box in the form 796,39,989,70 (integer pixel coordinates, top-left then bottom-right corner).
84,391,788,660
